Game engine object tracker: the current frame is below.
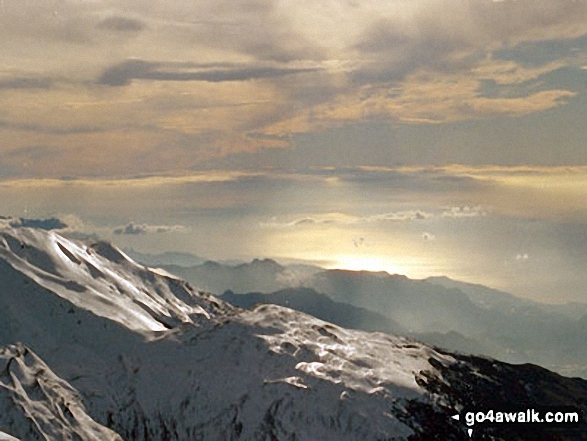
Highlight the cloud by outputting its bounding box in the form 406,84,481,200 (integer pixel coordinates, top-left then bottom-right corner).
494,34,587,68
3,214,99,239
261,210,433,228
0,77,53,90
0,214,100,240
260,215,342,228
352,0,587,82
422,232,436,241
0,171,263,190
1,121,110,135
260,203,486,229
353,237,366,248
97,16,146,33
264,65,576,134
297,167,484,193
291,217,334,226
8,217,68,231
256,1,587,138
157,0,328,63
97,59,320,86
368,210,433,222
112,222,188,235
1,0,587,178
352,16,477,85
441,206,486,218
57,214,86,231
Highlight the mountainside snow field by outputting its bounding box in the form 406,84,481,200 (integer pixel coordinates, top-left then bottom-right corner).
0,224,585,440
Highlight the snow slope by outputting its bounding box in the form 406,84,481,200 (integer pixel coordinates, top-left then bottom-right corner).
0,226,219,334
0,225,455,439
0,224,585,440
0,431,19,441
0,344,120,441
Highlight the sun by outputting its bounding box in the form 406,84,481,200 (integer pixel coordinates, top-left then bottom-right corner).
328,255,407,275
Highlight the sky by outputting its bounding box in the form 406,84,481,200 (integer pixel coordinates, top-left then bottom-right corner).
1,0,587,303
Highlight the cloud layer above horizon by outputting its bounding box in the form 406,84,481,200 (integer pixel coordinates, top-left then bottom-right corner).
1,0,587,177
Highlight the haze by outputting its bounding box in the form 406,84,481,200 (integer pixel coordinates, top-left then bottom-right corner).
2,0,587,303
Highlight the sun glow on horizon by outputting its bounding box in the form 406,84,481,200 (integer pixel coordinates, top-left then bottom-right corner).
326,255,410,276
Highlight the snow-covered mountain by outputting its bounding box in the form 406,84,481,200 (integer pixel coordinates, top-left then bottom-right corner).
0,224,586,440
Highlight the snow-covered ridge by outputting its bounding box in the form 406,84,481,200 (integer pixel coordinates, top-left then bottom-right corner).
0,343,120,440
242,303,453,396
0,226,227,335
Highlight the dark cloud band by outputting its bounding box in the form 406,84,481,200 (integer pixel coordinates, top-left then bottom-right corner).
97,59,320,86
112,222,187,235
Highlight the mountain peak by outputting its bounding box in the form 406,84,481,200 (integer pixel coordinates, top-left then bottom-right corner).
89,241,135,265
247,257,284,270
0,225,226,335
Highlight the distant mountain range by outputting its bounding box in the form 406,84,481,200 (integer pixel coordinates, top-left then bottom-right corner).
221,287,406,335
161,257,321,294
1,225,586,439
154,258,587,378
122,248,206,268
310,270,587,375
